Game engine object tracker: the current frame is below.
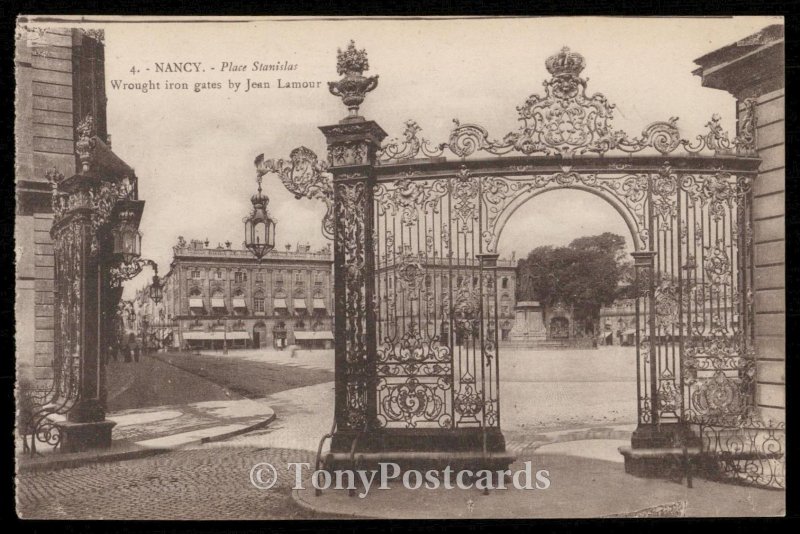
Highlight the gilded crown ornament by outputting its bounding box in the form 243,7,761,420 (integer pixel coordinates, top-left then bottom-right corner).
328,40,379,119
545,47,585,77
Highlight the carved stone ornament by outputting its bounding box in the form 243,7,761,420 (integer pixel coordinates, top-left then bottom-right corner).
75,115,97,174
81,28,105,43
733,98,758,155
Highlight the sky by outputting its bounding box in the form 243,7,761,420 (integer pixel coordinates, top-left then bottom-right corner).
50,16,780,295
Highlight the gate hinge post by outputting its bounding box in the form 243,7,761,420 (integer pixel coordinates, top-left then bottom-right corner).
320,48,387,443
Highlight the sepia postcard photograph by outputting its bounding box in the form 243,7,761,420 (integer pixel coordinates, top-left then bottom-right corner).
13,15,786,520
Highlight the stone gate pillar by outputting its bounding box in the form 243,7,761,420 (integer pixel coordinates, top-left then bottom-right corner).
320,41,387,454
692,23,785,425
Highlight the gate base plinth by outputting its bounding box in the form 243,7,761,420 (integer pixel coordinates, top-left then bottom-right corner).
324,451,517,473
55,420,116,453
630,423,699,449
621,451,675,478
621,423,702,483
327,428,514,471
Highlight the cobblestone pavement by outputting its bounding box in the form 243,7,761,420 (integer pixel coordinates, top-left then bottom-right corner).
16,447,330,520
17,347,642,519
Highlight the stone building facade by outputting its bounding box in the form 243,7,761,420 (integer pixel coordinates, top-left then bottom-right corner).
693,24,785,424
137,239,335,350
375,256,518,346
15,27,110,387
598,299,637,346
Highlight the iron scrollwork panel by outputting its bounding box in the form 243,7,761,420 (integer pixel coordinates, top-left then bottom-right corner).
22,219,86,453
677,170,756,427
635,258,653,424
373,170,500,429
643,167,757,427
335,180,369,430
377,49,760,163
256,147,334,240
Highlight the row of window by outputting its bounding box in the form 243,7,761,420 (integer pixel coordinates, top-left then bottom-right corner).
187,281,325,295
188,292,327,301
189,269,327,284
379,275,512,290
191,298,327,315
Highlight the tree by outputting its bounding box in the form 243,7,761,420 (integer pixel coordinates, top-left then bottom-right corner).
516,233,629,328
569,232,627,262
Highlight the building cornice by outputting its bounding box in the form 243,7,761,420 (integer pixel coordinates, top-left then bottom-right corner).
692,25,784,99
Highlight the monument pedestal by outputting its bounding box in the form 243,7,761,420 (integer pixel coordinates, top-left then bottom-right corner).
508,301,547,347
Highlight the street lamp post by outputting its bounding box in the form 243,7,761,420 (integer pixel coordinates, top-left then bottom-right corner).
142,318,149,355
223,315,228,355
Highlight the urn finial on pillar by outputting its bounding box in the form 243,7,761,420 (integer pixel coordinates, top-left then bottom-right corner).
328,40,379,121
75,114,97,174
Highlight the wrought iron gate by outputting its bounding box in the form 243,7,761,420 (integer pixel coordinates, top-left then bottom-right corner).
367,156,758,438
263,44,783,484
372,170,501,431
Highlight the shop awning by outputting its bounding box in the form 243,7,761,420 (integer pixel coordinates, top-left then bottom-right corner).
182,331,251,340
189,298,204,308
232,298,247,309
226,331,251,340
313,298,326,310
293,331,335,341
274,298,287,309
293,298,307,309
211,298,226,308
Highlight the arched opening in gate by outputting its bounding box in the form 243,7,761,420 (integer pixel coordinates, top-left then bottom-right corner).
494,186,640,456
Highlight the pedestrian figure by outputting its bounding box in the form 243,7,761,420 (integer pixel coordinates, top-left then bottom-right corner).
126,333,136,363
133,342,140,363
123,343,131,363
107,343,118,364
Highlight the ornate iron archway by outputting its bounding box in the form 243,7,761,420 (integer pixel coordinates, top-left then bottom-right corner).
260,43,781,485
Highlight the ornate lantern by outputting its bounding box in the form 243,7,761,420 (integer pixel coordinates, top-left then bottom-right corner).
113,208,142,264
149,274,163,304
244,174,276,261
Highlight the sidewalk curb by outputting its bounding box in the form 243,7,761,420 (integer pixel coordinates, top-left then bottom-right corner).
17,410,277,473
292,488,376,519
199,411,277,445
17,445,172,474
